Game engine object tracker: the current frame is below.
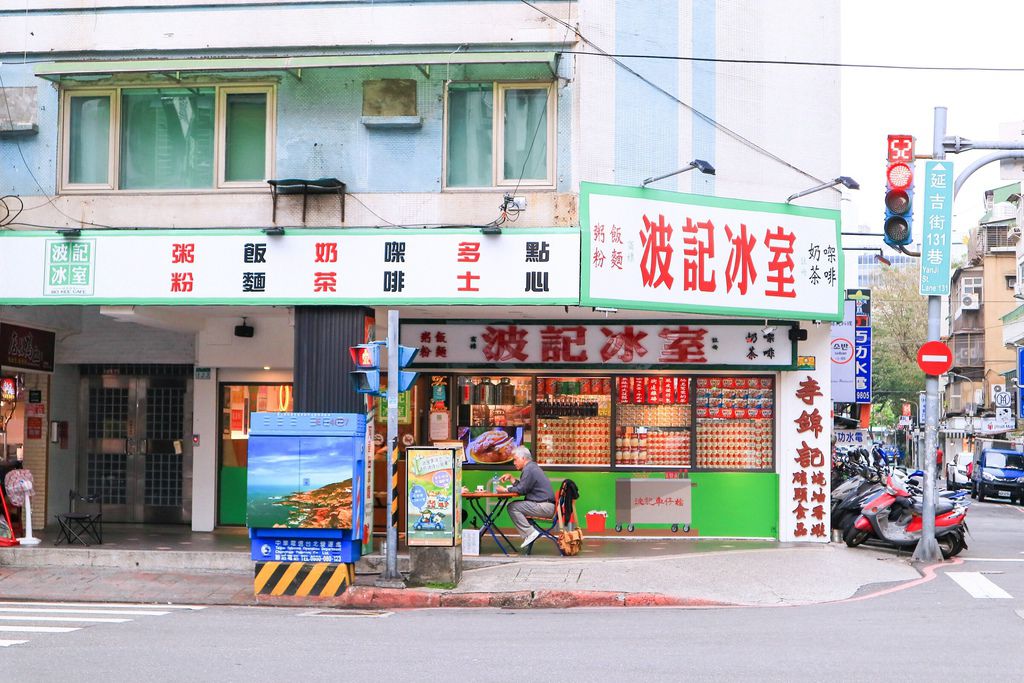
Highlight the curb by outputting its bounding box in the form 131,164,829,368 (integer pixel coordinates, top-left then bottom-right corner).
251,586,735,610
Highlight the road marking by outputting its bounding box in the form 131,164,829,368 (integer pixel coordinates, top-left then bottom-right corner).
0,615,131,623
0,640,29,647
0,601,204,610
947,571,1013,599
959,558,1024,562
0,625,80,633
0,607,169,616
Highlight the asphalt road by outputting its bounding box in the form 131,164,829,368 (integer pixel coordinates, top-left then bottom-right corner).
3,497,1023,682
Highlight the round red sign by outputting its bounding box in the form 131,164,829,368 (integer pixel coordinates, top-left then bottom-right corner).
916,340,953,375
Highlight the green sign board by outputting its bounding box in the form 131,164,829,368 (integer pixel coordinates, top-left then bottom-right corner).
406,446,462,547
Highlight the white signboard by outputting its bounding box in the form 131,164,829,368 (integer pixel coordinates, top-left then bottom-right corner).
0,228,580,305
401,321,795,368
830,300,856,403
835,429,870,446
580,182,843,321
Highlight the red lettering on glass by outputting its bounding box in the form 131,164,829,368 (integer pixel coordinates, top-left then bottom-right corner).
600,326,649,363
482,325,529,362
657,326,708,363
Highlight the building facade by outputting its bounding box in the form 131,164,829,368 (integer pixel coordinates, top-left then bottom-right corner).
0,0,843,542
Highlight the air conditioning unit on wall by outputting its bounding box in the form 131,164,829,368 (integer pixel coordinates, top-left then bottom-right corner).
961,293,980,310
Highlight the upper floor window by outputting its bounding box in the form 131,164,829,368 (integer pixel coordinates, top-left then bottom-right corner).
444,81,555,189
61,85,274,191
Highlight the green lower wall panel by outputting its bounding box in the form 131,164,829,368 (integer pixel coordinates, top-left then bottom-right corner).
461,469,779,539
219,466,248,526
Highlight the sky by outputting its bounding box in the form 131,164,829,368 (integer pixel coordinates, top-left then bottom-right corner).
840,1,1024,266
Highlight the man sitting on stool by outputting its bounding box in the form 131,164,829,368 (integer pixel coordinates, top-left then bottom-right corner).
497,446,556,549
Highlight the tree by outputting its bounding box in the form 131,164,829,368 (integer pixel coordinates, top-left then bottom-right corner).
869,263,929,429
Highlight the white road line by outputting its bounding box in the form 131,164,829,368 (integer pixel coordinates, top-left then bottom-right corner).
0,616,131,623
0,601,204,610
947,571,1014,599
958,558,1024,562
0,607,169,616
0,625,80,634
0,640,29,647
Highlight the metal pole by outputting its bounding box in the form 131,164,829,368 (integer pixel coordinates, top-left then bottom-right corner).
381,308,404,583
912,108,945,563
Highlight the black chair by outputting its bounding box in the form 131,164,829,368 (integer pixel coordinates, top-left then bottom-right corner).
56,490,102,545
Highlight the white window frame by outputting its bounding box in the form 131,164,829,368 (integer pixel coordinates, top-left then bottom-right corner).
59,83,275,193
442,80,556,191
60,88,118,191
216,85,276,189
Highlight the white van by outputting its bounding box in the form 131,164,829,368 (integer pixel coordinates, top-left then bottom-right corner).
945,451,972,490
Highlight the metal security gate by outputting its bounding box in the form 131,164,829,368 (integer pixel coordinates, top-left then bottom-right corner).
79,368,193,524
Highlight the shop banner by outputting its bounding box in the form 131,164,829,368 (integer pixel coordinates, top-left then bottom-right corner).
0,228,579,305
401,320,796,369
0,323,55,372
406,446,461,547
580,182,843,321
831,289,870,403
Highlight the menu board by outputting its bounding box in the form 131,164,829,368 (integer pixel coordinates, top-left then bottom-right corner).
406,446,462,547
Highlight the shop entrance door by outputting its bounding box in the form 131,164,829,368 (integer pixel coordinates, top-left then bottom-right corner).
79,373,193,524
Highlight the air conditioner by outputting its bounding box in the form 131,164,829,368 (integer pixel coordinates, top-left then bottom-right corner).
961,293,980,310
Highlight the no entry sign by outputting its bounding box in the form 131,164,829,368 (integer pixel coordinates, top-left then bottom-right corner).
917,341,953,375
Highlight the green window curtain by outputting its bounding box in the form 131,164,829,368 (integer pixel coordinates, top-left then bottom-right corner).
503,88,549,182
119,88,215,189
446,83,493,188
68,95,110,185
225,92,267,182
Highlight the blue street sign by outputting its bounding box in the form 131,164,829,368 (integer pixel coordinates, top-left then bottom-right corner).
1018,346,1024,419
919,161,954,296
855,326,872,403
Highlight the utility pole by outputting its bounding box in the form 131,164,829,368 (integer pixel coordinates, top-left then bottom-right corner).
380,309,404,585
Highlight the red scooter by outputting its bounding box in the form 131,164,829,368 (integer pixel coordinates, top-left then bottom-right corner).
844,473,968,558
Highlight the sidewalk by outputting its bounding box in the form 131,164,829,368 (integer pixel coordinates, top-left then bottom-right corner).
0,539,921,609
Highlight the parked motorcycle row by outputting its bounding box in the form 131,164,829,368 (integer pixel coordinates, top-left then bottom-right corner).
831,446,969,559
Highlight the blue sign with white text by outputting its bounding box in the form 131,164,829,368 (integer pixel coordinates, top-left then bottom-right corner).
1018,347,1024,419
920,161,954,296
855,326,872,403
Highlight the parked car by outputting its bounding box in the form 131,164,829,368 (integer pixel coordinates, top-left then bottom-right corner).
946,451,972,490
970,448,1024,503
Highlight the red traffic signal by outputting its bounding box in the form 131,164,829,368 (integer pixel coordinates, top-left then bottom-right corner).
349,343,380,369
886,162,913,191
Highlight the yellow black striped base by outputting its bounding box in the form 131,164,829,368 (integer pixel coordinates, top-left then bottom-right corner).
254,562,354,597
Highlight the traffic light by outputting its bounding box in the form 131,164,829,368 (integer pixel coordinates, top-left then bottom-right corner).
349,343,382,395
395,344,419,393
348,342,419,395
883,134,915,248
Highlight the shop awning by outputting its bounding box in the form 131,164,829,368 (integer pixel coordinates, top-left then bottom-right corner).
34,51,558,81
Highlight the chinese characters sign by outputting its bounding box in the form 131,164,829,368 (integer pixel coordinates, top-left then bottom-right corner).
787,375,829,542
919,161,953,296
401,321,795,369
831,289,871,404
580,183,843,321
0,229,579,305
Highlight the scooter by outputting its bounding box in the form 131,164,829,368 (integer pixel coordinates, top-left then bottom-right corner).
831,467,885,532
844,473,968,559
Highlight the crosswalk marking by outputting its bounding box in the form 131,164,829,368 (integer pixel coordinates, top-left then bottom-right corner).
947,571,1014,599
0,601,201,649
0,601,205,610
0,607,169,616
0,615,131,623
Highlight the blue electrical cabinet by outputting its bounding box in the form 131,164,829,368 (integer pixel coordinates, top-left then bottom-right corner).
247,412,366,564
